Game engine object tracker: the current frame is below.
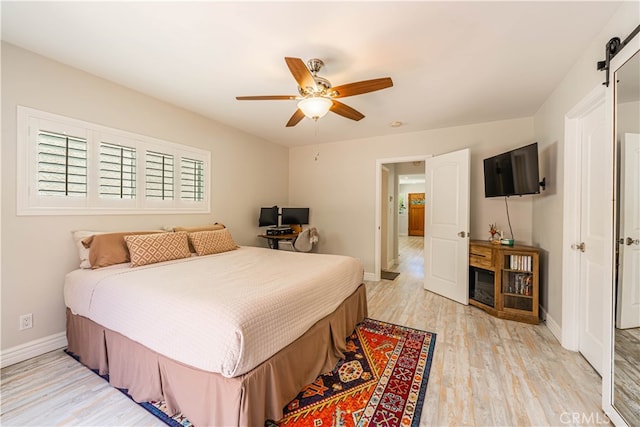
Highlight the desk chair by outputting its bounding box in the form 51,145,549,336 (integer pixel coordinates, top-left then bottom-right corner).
278,227,318,252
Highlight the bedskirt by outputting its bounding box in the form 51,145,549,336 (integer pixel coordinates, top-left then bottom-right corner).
66,283,367,426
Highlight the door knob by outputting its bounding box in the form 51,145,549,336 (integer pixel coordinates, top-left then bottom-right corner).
458,231,468,238
571,242,586,252
626,237,640,246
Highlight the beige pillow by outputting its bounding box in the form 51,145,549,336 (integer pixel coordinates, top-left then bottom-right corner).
124,232,191,267
188,229,238,256
82,230,160,269
172,223,225,233
72,230,107,269
173,223,225,252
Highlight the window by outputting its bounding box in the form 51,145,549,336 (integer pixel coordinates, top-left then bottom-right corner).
180,157,204,201
37,130,87,197
146,151,174,200
99,142,136,199
17,106,210,215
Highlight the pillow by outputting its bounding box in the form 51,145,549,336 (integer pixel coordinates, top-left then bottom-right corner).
72,230,108,269
188,229,238,256
173,223,226,252
82,230,160,269
172,223,226,233
124,232,191,267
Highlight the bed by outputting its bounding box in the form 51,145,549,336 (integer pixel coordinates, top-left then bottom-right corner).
64,239,367,426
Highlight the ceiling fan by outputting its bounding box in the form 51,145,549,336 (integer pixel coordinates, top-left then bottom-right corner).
236,57,393,127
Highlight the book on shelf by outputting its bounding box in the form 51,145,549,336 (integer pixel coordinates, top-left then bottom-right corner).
507,273,532,296
508,254,532,271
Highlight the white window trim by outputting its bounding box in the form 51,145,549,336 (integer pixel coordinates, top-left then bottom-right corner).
17,106,211,216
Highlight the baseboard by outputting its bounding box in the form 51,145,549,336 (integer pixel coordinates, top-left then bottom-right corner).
0,332,67,368
364,272,376,281
540,305,562,344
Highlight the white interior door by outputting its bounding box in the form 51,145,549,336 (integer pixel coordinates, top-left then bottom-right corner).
577,102,608,375
424,148,470,305
617,133,640,329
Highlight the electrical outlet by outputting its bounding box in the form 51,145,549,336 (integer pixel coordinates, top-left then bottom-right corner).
19,313,33,330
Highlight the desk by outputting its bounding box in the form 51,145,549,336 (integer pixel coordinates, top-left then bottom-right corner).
258,233,299,249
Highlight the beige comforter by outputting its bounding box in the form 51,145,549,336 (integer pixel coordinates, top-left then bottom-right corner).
64,246,363,377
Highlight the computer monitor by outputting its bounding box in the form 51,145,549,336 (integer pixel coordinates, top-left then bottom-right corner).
281,207,309,226
258,206,279,227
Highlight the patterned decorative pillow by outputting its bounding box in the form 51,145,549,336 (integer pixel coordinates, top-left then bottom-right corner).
173,223,226,252
124,232,191,267
188,229,238,256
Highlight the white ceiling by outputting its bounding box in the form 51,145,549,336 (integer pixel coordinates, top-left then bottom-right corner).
1,1,623,147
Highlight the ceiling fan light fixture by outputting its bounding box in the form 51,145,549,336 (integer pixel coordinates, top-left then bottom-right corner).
298,96,333,120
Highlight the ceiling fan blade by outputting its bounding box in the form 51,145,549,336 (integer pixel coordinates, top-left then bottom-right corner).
286,109,306,127
330,77,393,98
236,95,297,101
285,57,317,92
330,100,365,121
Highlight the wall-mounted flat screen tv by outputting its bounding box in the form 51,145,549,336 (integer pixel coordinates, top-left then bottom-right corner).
483,142,540,197
281,207,309,225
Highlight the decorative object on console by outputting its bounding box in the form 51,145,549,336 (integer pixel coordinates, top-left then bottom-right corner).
489,223,499,241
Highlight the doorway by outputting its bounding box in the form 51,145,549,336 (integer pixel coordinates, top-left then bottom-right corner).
375,151,470,303
375,156,428,281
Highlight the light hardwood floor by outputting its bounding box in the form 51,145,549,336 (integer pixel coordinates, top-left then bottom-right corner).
1,236,605,426
369,236,605,426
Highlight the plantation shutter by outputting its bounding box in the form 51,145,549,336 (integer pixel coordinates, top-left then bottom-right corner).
146,150,174,200
37,130,87,197
99,142,136,199
180,157,204,201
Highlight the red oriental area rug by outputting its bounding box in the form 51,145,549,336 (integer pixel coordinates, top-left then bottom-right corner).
275,318,436,427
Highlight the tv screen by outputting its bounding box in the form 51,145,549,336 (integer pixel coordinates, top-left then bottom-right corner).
258,206,279,227
484,143,540,197
281,207,309,225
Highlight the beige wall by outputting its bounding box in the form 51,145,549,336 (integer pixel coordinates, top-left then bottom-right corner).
1,43,290,351
532,2,639,328
289,117,536,274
